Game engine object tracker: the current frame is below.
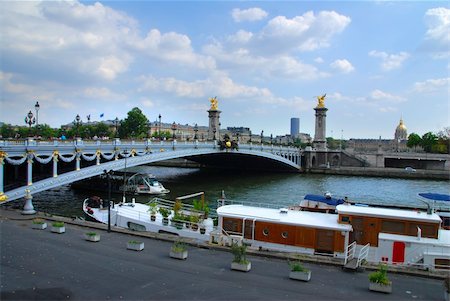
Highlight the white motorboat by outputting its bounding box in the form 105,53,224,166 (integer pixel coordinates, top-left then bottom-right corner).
119,173,170,195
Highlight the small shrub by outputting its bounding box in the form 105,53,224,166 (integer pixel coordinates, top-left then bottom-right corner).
231,243,248,264
171,241,187,253
147,202,158,215
52,221,65,227
128,240,142,244
289,261,309,272
369,264,390,285
159,207,170,218
86,232,97,237
32,218,45,224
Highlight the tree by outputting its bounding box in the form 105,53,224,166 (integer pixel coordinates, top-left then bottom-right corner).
407,133,421,151
421,132,438,153
119,107,149,139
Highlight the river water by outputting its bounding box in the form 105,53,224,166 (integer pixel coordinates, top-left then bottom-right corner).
6,166,450,217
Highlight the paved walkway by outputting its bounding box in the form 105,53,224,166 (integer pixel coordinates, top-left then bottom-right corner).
0,209,446,300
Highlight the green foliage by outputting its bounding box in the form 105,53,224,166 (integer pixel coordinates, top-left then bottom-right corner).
192,199,210,218
158,207,170,218
289,261,308,272
171,241,187,252
86,232,97,236
189,214,200,223
52,221,65,227
119,107,149,139
369,264,390,285
407,133,421,149
231,243,248,264
421,132,438,153
128,240,142,244
147,202,158,215
173,200,183,214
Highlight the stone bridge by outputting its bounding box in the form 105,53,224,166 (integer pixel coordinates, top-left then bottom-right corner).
0,138,301,211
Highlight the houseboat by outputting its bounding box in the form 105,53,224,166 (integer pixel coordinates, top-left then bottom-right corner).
215,200,450,271
83,193,213,240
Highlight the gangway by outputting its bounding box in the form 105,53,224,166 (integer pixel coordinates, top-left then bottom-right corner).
344,242,370,271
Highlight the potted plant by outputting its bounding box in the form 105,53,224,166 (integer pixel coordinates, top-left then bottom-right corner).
148,202,158,222
170,241,188,260
127,240,144,251
368,264,392,293
84,232,100,242
190,215,200,231
230,242,251,272
159,207,170,226
51,221,65,234
171,213,184,230
193,199,210,219
288,261,311,281
31,218,47,230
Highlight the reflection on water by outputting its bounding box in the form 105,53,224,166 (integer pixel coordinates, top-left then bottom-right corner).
6,166,450,217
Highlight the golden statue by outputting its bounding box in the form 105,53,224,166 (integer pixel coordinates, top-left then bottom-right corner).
316,93,326,108
209,96,219,110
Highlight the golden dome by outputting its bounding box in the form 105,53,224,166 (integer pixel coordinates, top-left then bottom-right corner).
395,118,407,140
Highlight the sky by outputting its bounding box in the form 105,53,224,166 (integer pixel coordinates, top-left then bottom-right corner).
0,1,448,139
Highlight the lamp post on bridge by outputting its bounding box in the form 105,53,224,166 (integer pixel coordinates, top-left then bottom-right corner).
194,123,198,140
114,117,119,138
158,114,162,140
73,114,82,138
260,130,264,144
24,110,35,137
34,101,40,137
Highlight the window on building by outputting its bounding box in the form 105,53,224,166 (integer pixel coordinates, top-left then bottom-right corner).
262,228,269,236
340,216,350,223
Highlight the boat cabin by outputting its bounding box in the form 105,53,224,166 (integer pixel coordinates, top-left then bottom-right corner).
217,204,352,256
336,204,442,247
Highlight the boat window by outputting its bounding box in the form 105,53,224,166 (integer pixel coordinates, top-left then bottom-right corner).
408,223,436,238
381,220,405,234
340,216,350,223
262,228,269,236
127,222,146,232
281,231,288,239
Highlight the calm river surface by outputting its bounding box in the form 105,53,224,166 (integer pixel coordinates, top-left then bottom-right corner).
7,166,450,217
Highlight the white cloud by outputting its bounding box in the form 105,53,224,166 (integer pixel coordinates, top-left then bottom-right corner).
330,59,354,73
423,7,450,58
413,77,450,93
370,89,406,102
314,57,324,64
369,50,410,71
232,8,268,22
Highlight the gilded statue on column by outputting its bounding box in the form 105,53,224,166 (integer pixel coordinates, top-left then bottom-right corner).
316,93,326,108
209,96,219,110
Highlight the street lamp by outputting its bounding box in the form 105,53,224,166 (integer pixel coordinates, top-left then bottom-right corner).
34,101,40,136
270,134,273,144
260,130,264,144
249,130,252,143
114,117,119,138
194,123,198,140
158,114,162,140
236,132,240,143
103,169,114,232
73,114,82,138
171,122,177,140
25,110,35,136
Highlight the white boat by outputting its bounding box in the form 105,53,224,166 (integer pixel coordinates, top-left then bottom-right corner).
119,173,170,195
83,193,214,241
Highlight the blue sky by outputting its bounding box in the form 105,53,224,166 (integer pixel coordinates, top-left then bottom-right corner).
0,1,448,139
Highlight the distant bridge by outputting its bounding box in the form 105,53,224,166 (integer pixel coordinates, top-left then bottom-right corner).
0,139,301,209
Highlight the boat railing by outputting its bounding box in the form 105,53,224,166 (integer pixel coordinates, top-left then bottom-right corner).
357,243,370,267
344,241,357,265
216,198,296,211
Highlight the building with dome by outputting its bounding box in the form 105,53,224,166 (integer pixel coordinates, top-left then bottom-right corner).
394,118,408,141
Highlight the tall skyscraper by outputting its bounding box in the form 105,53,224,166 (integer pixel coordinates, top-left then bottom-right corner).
290,118,300,138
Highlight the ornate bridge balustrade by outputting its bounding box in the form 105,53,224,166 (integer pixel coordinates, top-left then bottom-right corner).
0,138,301,210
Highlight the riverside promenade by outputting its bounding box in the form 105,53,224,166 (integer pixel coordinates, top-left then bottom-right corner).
0,209,446,301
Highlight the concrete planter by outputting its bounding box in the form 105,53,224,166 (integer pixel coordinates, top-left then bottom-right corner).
369,281,392,294
170,250,188,260
289,271,311,282
231,261,251,272
51,226,65,234
127,241,144,251
32,222,47,230
84,233,100,242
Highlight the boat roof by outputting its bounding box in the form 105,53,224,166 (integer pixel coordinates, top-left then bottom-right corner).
217,204,352,231
419,193,450,202
379,229,450,246
336,204,442,223
303,194,345,206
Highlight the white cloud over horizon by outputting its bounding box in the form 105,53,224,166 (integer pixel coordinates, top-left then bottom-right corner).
232,7,268,23
368,50,410,71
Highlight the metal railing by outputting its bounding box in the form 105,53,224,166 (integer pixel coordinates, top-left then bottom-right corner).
344,241,357,265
